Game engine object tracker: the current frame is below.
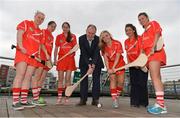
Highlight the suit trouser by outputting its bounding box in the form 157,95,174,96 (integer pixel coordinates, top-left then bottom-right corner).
129,67,149,106
80,66,101,101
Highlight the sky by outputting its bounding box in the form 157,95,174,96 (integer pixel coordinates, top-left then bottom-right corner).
0,0,180,80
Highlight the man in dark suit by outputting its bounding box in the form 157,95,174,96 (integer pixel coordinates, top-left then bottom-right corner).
77,24,104,106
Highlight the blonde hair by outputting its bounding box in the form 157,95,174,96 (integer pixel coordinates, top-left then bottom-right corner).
98,30,113,53
34,10,45,17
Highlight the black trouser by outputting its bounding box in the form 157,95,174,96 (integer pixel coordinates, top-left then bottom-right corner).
80,66,101,102
129,67,149,106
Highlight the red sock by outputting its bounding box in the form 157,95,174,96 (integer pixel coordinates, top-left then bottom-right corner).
37,86,42,93
37,86,42,98
21,89,29,104
110,88,117,100
63,86,67,91
156,91,165,108
58,88,63,99
32,87,39,101
116,86,123,97
12,88,21,105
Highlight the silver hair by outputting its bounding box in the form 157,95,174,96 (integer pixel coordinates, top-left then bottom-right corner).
35,10,45,16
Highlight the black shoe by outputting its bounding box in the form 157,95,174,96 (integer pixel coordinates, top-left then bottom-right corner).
91,100,99,106
76,100,86,106
140,104,148,107
131,104,140,108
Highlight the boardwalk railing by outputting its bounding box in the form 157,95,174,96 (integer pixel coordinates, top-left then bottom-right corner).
0,56,180,99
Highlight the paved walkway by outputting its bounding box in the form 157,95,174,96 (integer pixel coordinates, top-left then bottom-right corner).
0,96,180,117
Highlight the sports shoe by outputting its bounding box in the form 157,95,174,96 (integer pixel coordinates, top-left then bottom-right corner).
12,102,24,110
147,104,154,109
38,97,47,104
21,101,36,108
112,99,119,108
147,103,161,110
32,99,46,106
147,103,167,114
56,98,63,105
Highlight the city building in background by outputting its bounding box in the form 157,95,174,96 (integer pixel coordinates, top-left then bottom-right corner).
0,64,10,87
0,57,180,99
42,73,57,90
6,66,16,87
0,64,57,90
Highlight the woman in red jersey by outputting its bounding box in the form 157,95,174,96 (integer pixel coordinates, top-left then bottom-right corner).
99,30,125,109
31,21,57,106
138,12,167,114
124,24,148,108
54,22,77,104
12,11,45,110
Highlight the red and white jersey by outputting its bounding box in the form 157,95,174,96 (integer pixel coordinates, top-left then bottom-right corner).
141,20,163,54
103,39,124,62
17,20,42,56
124,36,142,62
55,33,77,57
141,20,166,66
40,29,54,60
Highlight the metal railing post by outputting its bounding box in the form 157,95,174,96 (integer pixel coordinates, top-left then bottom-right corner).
173,80,178,99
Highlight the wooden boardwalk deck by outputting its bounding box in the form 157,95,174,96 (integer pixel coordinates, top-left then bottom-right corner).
0,96,180,117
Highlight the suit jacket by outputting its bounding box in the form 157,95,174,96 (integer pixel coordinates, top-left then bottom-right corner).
79,34,104,69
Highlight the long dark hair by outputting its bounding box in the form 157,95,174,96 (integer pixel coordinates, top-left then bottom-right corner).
138,12,150,28
62,22,72,42
138,12,149,19
48,21,56,26
125,24,138,40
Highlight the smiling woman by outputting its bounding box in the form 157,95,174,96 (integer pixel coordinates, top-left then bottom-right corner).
0,0,180,66
138,12,167,115
0,1,180,116
11,10,45,110
124,23,149,108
